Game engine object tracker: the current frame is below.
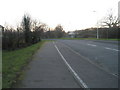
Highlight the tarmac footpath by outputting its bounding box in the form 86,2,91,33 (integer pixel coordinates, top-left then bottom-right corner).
17,42,80,88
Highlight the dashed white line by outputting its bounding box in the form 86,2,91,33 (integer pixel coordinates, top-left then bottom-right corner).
53,42,88,88
87,44,97,47
58,42,118,78
105,47,119,52
87,43,119,52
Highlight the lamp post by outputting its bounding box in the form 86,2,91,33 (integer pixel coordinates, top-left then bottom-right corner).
96,22,99,39
93,11,99,39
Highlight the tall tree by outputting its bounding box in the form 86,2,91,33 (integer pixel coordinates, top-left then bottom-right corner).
31,20,47,43
22,14,31,44
54,24,65,38
101,9,119,28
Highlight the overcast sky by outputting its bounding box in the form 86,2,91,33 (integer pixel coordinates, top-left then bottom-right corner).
0,0,119,31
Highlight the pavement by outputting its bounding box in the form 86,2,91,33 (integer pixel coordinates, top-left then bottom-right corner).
17,40,118,88
17,42,80,88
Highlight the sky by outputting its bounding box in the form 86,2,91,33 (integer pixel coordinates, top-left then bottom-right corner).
0,0,119,32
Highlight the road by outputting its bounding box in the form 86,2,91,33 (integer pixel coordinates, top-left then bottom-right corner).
17,39,118,88
56,39,118,76
17,41,80,88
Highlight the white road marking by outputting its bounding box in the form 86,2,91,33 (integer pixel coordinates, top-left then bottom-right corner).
58,42,118,78
105,47,119,52
87,44,97,47
87,43,119,52
53,42,88,88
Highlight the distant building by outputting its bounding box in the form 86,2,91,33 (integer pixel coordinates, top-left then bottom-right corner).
67,31,75,38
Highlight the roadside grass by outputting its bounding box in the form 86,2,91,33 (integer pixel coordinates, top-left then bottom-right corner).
58,38,120,41
2,40,46,88
0,51,2,89
0,77,1,89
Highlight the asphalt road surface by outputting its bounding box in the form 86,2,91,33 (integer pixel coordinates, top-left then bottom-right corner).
57,39,118,76
17,40,118,88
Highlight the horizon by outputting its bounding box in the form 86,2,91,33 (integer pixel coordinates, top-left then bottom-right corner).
0,0,119,32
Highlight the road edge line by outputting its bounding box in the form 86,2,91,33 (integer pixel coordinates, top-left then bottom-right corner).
59,42,118,78
53,42,89,88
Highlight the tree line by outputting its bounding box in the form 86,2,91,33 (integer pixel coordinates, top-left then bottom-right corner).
72,9,120,39
44,25,66,38
2,9,119,50
2,14,66,50
73,27,119,39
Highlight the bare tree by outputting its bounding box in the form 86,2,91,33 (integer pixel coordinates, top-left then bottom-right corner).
31,19,48,43
2,14,49,50
101,9,119,28
54,24,65,38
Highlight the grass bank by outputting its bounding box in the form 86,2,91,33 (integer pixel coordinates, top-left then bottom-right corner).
0,51,2,89
2,40,46,88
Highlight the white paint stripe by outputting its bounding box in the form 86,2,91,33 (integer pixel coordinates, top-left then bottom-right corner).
105,47,119,51
53,42,88,88
87,43,119,51
58,42,118,78
87,44,96,47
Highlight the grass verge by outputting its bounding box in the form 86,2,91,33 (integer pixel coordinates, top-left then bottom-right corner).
58,38,120,41
0,51,2,89
2,40,46,88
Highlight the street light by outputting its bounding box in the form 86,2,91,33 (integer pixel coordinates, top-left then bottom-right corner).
93,11,99,39
96,22,99,39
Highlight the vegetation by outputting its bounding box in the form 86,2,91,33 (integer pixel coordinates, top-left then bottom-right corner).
43,24,66,38
100,9,119,28
2,41,46,88
73,27,119,39
2,15,66,51
1,13,66,88
2,14,47,50
69,9,119,39
52,37,120,41
0,51,1,89
2,11,119,51
1,10,119,88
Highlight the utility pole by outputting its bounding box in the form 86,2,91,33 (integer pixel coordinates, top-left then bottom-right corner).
97,22,99,39
93,11,99,39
